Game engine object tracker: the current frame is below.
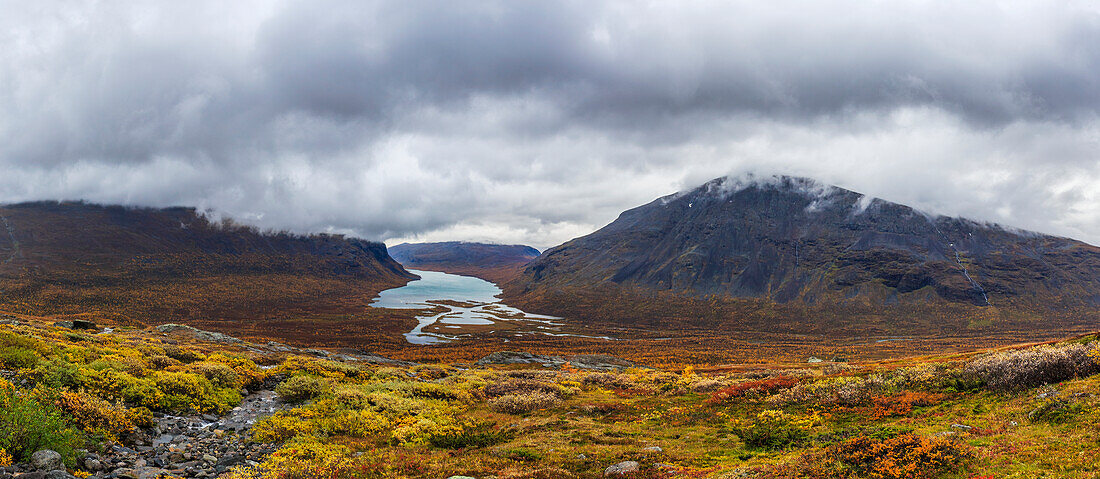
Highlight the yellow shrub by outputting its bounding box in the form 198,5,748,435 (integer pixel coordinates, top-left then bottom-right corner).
45,390,135,440
278,356,363,379
227,440,352,479
251,411,320,443
0,447,11,467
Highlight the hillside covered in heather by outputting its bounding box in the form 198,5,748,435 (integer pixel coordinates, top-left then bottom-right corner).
0,201,416,328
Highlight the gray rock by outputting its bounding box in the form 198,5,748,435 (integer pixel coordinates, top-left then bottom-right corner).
641,446,663,453
43,472,74,479
604,461,640,476
83,459,102,471
476,351,640,371
30,450,64,471
153,324,241,344
476,351,566,368
133,467,167,479
446,477,477,479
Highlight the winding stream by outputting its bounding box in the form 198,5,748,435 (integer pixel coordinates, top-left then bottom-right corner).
370,270,573,344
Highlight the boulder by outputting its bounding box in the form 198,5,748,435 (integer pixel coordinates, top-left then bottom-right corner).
30,450,64,471
70,320,98,330
604,461,640,476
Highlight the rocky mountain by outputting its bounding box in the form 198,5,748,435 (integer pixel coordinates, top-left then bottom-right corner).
504,175,1100,333
388,241,540,284
0,201,416,324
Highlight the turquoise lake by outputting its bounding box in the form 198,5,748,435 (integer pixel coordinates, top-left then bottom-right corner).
370,270,564,344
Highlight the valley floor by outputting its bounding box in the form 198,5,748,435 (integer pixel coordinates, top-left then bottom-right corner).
0,313,1098,478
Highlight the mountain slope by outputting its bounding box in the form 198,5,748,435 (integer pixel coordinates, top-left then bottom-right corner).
504,175,1100,333
388,241,539,284
0,201,416,325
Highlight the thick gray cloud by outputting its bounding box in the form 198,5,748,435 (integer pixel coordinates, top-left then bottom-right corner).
1,0,1098,248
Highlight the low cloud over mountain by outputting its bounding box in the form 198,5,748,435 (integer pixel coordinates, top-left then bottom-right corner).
2,1,1099,248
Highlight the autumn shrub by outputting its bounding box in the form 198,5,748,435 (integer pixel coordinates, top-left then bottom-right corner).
0,448,11,467
37,389,135,440
148,354,183,369
582,372,632,389
229,439,354,479
411,364,451,380
188,361,241,389
708,376,799,405
128,406,156,429
965,342,1100,390
206,353,267,388
153,370,239,413
26,358,81,388
774,375,888,406
427,421,513,449
827,433,970,479
871,391,939,419
489,391,562,414
279,356,365,379
276,375,328,403
689,377,727,392
0,380,84,465
0,331,42,369
1029,399,1083,423
251,410,322,443
484,379,575,399
163,345,205,364
733,409,820,450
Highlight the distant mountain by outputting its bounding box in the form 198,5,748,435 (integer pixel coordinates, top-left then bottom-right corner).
388,241,539,284
0,201,416,325
503,175,1100,335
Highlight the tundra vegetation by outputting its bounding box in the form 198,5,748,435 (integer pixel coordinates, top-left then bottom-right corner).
0,318,1098,478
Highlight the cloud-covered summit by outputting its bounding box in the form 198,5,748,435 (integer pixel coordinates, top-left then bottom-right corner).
2,1,1099,248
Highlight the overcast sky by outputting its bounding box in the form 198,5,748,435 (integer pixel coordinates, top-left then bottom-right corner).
1,1,1098,249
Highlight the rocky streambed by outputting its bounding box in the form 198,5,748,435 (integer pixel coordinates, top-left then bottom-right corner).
1,391,285,479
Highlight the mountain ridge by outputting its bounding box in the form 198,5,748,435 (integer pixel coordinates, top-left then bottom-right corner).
0,201,416,326
503,175,1100,333
388,241,540,284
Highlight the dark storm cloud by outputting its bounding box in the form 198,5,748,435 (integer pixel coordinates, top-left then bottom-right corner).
1,1,1099,247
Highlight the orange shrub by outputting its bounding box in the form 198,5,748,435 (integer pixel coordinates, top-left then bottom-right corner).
828,433,970,479
707,376,798,405
871,391,939,419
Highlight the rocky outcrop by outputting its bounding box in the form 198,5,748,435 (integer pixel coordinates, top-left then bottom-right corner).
154,324,241,344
